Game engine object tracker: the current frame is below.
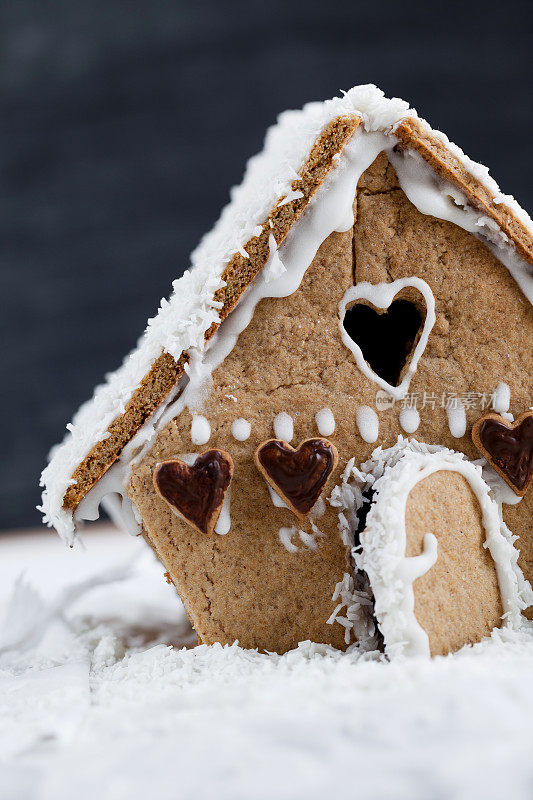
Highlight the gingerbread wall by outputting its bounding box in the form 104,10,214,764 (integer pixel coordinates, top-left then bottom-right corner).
129,153,533,651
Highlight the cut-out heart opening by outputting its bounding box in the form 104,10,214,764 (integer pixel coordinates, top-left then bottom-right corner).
342,299,423,387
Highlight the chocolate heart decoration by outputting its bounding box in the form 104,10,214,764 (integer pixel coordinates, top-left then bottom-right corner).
153,450,234,536
472,411,533,496
255,438,338,518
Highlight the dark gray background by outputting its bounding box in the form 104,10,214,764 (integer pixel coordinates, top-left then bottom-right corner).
1,0,532,529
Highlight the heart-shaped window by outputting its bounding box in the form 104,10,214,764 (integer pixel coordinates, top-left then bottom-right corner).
338,277,436,400
343,299,423,387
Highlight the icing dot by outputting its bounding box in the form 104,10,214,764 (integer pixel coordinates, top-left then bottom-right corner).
315,407,335,436
355,406,379,443
446,400,466,438
190,415,211,445
231,418,251,441
214,489,231,535
399,406,420,434
492,382,512,418
273,412,294,442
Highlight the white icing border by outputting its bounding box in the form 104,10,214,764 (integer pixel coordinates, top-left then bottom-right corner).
356,440,530,658
338,277,436,399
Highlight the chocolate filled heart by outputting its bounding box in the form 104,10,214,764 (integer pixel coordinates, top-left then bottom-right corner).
472,411,533,496
153,450,234,536
255,438,338,517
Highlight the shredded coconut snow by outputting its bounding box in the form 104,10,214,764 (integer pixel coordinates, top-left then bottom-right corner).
40,84,533,543
2,528,533,800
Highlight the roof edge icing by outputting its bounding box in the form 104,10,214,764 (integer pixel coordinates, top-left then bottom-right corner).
39,84,533,542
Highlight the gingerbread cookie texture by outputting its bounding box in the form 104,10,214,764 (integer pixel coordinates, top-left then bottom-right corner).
356,441,529,658
41,84,533,653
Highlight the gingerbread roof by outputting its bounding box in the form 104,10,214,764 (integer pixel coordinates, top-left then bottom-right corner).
40,84,533,544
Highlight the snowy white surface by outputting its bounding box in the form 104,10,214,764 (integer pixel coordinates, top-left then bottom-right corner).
2,526,533,800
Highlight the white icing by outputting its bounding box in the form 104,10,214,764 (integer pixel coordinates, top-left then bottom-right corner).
396,533,438,582
356,439,531,658
399,406,420,433
273,412,294,443
231,418,251,441
492,381,513,422
190,415,211,445
446,399,466,438
481,462,522,507
389,146,533,306
75,466,142,538
42,84,533,544
355,406,379,443
214,488,231,535
339,277,436,400
267,484,289,509
315,407,335,436
278,527,299,553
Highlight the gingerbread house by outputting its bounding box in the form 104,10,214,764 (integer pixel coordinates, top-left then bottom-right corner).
40,85,533,658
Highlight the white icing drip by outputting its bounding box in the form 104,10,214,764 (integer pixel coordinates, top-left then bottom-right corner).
355,406,379,443
231,418,251,441
273,412,294,443
278,527,299,553
492,381,513,422
492,381,511,414
399,406,420,433
481,462,522,506
339,277,436,400
315,407,335,436
214,488,231,535
267,484,289,509
389,147,533,307
75,465,142,538
132,129,386,485
446,399,466,438
356,440,530,658
190,415,211,445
